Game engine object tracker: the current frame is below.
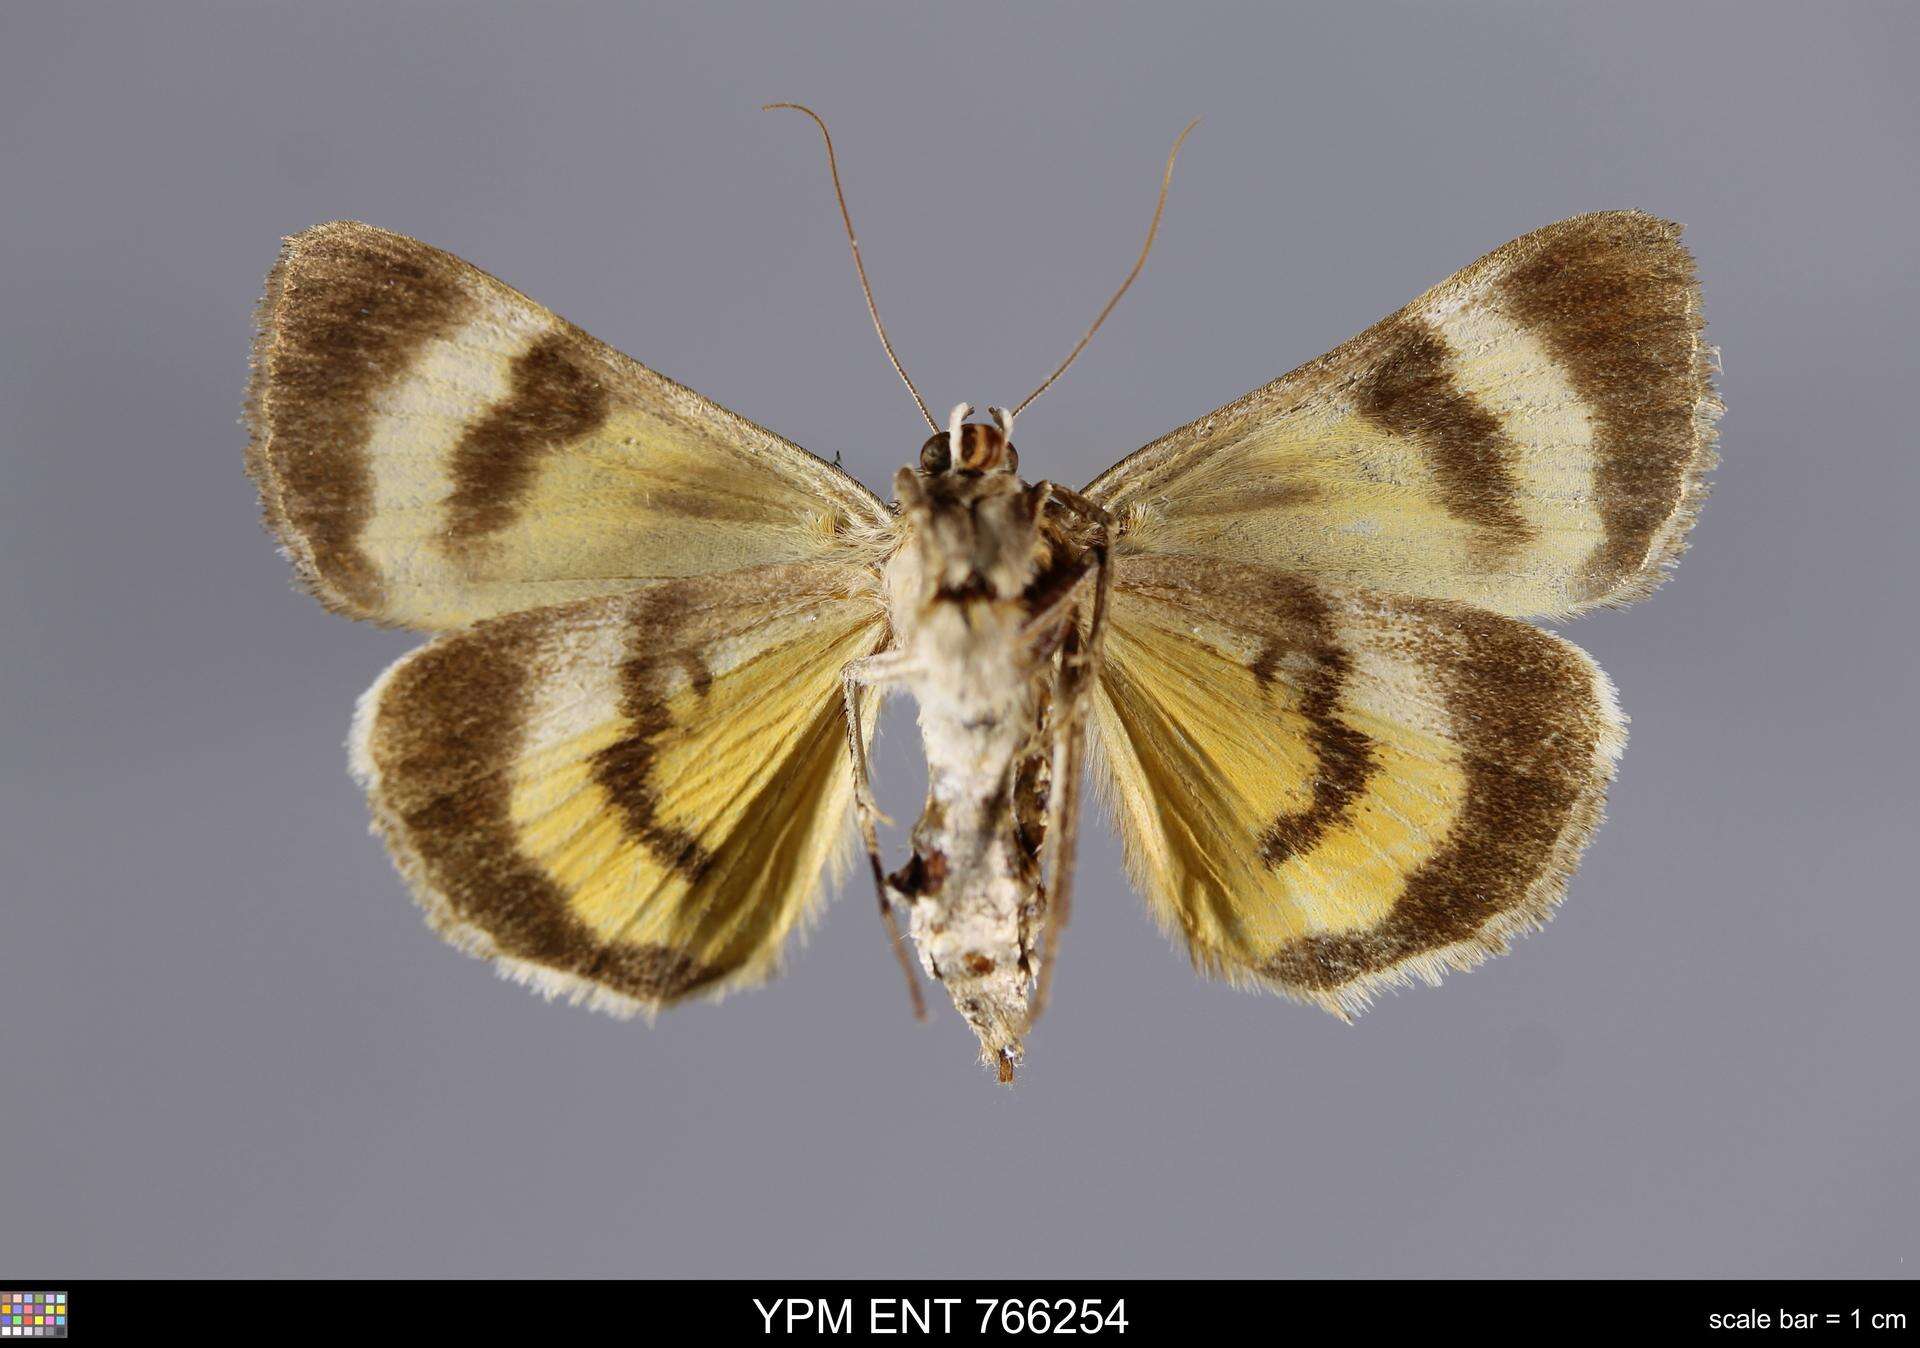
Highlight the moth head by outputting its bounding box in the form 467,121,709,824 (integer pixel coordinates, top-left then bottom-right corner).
773,105,1196,494
920,403,1018,477
892,404,1043,604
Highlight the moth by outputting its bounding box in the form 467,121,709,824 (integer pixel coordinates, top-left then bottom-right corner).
246,107,1718,1082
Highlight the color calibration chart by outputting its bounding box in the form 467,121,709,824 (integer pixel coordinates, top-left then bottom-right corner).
0,1294,66,1338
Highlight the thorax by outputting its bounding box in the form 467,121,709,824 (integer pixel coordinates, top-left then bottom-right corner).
882,469,1053,788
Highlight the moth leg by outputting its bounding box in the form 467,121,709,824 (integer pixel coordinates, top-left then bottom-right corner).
842,651,928,1021
1019,483,1114,648
1024,494,1115,1028
843,650,922,841
1021,551,1100,649
1035,480,1116,542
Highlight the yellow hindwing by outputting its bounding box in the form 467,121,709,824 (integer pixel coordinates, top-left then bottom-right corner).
351,561,886,1013
1092,552,1624,1017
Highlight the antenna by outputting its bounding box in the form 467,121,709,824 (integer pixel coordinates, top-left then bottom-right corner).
765,103,939,433
1011,118,1200,419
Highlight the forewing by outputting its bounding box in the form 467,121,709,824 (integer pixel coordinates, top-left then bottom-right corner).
351,561,887,1013
1091,553,1624,1017
247,221,891,629
1086,212,1719,619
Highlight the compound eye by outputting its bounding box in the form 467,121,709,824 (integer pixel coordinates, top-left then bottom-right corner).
919,432,952,474
1002,442,1019,475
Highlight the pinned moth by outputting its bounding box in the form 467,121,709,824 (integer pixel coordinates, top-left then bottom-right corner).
246,106,1718,1082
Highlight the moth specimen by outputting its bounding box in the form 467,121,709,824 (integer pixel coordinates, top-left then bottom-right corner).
246,108,1718,1081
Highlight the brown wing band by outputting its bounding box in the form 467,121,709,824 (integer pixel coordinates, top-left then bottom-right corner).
1497,215,1708,600
443,331,611,543
1260,598,1608,991
1246,580,1379,869
364,609,718,1004
1350,316,1535,558
249,225,472,611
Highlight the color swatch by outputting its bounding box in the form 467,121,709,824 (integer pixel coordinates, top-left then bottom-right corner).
0,1294,66,1338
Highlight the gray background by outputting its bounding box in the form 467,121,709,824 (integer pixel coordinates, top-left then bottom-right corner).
2,1,1914,1279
